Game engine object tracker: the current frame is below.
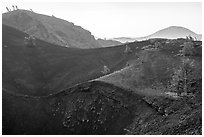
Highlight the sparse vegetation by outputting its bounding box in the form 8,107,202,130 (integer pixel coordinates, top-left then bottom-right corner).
186,35,194,42
24,35,36,46
124,45,132,53
167,40,201,96
2,23,202,135
154,41,161,48
181,42,196,56
6,7,10,12
169,58,193,95
101,65,110,75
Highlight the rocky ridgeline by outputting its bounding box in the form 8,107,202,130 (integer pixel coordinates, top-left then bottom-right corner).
2,10,101,48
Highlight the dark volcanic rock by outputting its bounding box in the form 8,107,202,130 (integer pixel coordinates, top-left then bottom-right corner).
2,80,202,135
2,81,159,135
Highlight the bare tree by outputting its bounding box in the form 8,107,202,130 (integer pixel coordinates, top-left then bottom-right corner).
186,35,194,42
12,5,15,11
181,42,196,56
6,7,10,12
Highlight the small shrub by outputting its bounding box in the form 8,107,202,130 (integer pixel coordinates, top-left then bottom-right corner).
165,40,170,44
150,39,156,44
24,35,36,47
186,35,194,42
124,45,132,54
154,41,161,48
181,42,196,56
101,65,110,75
141,45,153,50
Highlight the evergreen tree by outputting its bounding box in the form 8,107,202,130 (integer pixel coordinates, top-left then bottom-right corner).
169,58,195,95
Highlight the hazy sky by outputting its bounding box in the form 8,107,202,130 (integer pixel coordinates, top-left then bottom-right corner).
2,2,202,38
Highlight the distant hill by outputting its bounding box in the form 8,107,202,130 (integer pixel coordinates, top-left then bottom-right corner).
109,37,136,43
110,26,202,43
145,26,202,40
2,10,101,48
97,38,122,47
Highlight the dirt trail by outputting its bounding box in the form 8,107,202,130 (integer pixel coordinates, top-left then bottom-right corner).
93,66,177,98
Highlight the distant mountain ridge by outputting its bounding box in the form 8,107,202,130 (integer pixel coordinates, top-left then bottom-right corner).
110,26,202,43
96,38,122,47
2,10,101,48
145,26,202,40
110,37,136,43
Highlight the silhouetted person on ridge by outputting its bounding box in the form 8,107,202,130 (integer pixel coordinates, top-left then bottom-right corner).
16,5,18,10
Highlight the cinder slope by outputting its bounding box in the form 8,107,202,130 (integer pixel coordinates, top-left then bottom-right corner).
2,24,140,96
2,81,160,135
3,80,202,135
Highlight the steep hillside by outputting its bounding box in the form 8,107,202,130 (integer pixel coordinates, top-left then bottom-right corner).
2,81,147,135
93,40,202,135
97,38,122,47
2,24,144,96
2,24,202,135
2,10,100,48
96,38,202,95
3,80,201,135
